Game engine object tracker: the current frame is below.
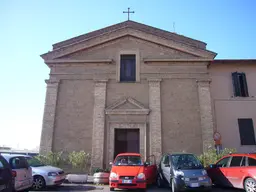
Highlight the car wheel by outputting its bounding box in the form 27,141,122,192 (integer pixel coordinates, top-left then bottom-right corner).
244,178,256,192
171,179,179,192
32,176,46,190
156,174,164,188
110,187,115,191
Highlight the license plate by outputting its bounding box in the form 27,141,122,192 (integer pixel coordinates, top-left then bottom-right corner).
0,185,6,190
122,180,132,184
190,183,199,187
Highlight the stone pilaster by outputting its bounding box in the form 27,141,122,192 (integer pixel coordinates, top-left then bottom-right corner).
91,79,108,169
197,79,214,152
148,78,162,163
39,79,60,155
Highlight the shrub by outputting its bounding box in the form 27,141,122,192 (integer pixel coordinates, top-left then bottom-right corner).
92,167,110,174
35,151,64,167
198,147,237,167
68,151,90,173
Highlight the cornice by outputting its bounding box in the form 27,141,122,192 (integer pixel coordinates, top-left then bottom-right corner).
196,79,211,83
45,79,60,84
45,59,113,65
143,58,213,63
105,109,150,115
147,78,162,82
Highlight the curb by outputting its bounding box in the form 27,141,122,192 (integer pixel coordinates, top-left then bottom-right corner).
63,179,93,184
63,179,108,185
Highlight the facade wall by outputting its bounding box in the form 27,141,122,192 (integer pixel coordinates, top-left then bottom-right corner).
161,79,202,155
209,63,256,152
53,80,94,154
106,79,149,107
104,79,150,166
40,33,215,168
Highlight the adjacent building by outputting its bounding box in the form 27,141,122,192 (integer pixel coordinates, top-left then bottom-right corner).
210,60,256,153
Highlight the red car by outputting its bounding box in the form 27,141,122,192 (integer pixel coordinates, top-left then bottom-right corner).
206,153,256,192
109,153,157,191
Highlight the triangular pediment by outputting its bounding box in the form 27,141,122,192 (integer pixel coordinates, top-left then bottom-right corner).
41,20,217,61
105,97,150,115
57,36,199,61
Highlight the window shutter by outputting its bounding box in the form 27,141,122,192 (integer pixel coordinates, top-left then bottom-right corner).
120,59,125,81
241,73,249,97
130,59,136,81
238,118,256,145
120,55,136,82
232,72,241,96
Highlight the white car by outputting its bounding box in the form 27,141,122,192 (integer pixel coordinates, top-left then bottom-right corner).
2,154,33,192
23,155,66,190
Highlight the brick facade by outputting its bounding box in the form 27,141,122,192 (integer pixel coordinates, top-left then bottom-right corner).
39,79,59,155
40,20,217,169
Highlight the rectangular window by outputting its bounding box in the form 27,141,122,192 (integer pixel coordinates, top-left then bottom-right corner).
248,157,256,166
120,55,136,82
238,118,256,145
229,156,243,167
10,157,29,169
232,72,249,97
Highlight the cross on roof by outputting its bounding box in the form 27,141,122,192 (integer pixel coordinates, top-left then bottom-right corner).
123,7,135,21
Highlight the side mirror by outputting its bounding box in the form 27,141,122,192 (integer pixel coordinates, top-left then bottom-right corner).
209,164,217,168
144,162,150,167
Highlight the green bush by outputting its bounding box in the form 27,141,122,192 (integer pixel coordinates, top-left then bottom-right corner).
35,151,64,167
68,151,90,173
198,148,237,167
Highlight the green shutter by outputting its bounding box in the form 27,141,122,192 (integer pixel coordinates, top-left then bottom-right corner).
238,118,256,145
241,73,249,97
232,72,241,97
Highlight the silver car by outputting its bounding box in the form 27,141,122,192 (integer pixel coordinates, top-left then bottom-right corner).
22,155,66,190
157,153,212,192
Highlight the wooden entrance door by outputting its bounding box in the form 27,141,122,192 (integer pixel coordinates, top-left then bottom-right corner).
114,129,140,159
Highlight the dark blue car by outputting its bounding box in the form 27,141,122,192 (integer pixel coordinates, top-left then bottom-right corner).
0,154,13,192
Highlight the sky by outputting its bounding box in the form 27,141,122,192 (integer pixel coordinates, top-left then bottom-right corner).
0,0,255,150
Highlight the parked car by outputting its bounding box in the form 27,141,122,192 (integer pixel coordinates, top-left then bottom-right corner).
23,155,66,190
157,153,212,192
206,153,256,192
109,153,157,191
0,154,13,192
1,154,33,192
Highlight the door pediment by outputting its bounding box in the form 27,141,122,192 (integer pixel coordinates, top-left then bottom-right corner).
105,97,150,115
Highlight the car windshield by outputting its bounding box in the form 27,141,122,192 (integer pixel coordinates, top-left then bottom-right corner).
114,155,143,166
171,154,203,169
26,157,45,167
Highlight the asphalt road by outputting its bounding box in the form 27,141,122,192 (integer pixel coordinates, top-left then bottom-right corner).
29,183,245,192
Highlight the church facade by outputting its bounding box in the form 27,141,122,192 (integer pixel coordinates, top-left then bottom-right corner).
39,20,256,169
